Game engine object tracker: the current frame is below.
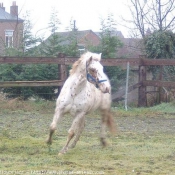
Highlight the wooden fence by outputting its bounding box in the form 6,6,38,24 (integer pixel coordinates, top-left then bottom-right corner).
1,54,175,106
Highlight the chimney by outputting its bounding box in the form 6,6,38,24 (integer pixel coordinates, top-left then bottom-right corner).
0,3,5,11
10,1,18,16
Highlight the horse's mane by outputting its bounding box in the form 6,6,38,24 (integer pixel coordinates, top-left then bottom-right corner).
69,57,83,75
69,52,101,75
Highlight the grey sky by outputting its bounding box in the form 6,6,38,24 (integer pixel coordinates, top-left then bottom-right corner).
3,0,130,38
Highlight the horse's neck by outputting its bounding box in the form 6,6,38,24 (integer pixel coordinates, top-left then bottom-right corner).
70,70,87,93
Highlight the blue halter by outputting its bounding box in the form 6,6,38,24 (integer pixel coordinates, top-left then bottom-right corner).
86,62,107,88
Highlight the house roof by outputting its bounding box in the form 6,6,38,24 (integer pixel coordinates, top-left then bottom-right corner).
95,30,143,58
44,29,144,58
95,30,124,38
0,7,23,22
57,29,99,38
55,30,101,46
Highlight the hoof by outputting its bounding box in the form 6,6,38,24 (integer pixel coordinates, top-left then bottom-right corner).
58,152,64,156
59,147,68,155
46,138,52,145
58,151,67,156
100,138,108,147
69,143,76,149
58,152,63,156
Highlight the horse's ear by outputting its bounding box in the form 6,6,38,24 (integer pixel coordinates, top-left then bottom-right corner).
99,53,102,61
87,56,93,66
89,56,93,62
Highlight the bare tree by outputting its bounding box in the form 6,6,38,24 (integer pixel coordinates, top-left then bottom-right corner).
126,0,175,38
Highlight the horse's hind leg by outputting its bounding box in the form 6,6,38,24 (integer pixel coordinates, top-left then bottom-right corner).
46,108,63,145
59,113,85,154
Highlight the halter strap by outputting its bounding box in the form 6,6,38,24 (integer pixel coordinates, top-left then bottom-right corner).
86,62,107,88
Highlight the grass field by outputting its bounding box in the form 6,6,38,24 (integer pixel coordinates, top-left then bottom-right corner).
1,98,175,174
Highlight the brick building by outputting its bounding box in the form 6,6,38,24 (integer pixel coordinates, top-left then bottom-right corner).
56,29,143,58
0,1,24,54
57,30,101,53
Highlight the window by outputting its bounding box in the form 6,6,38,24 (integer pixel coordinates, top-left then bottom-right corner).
78,45,85,55
5,30,14,47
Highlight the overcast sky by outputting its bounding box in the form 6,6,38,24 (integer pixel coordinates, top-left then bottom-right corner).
3,0,130,38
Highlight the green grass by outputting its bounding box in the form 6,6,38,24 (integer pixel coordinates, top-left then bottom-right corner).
1,99,175,174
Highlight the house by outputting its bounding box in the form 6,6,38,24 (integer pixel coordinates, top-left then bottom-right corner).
37,29,101,54
0,1,24,54
57,30,101,54
117,37,143,58
45,27,144,58
96,30,143,58
64,29,143,58
117,28,154,58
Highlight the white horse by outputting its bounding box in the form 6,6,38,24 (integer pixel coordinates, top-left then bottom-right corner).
46,52,115,154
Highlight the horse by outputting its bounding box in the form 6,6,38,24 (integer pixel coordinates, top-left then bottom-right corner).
46,51,116,155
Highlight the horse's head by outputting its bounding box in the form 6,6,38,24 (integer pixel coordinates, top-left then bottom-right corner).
86,55,111,94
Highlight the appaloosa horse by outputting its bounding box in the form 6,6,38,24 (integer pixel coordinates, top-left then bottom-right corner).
46,52,115,154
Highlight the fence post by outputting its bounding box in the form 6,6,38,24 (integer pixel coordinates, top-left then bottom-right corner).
138,60,146,107
57,53,67,95
60,63,67,82
125,62,130,111
158,65,163,103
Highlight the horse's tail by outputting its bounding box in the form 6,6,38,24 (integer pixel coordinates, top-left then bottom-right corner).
102,109,116,134
107,110,116,134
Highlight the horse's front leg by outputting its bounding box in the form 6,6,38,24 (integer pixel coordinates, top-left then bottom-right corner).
46,108,63,145
69,116,85,149
59,112,85,155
